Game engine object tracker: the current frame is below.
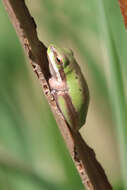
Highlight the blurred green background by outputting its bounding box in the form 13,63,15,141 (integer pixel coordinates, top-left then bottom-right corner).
0,0,127,189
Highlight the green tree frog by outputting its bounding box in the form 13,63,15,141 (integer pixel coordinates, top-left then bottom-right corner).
47,44,89,131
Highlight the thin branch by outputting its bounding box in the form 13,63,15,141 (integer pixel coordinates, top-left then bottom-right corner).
2,0,113,189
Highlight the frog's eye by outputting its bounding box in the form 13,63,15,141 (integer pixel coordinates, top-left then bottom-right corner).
56,57,61,64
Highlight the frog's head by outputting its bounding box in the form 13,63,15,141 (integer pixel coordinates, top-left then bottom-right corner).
47,44,73,81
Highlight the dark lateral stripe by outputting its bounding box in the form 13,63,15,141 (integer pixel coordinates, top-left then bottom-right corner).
59,68,66,82
62,93,78,131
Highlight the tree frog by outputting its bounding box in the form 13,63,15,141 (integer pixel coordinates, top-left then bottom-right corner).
47,44,89,131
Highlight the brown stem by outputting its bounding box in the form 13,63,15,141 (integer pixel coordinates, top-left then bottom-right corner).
2,0,113,189
118,0,127,28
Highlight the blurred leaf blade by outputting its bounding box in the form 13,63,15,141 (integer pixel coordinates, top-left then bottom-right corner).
95,0,127,188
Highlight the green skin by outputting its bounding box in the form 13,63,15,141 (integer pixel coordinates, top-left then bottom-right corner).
47,44,89,131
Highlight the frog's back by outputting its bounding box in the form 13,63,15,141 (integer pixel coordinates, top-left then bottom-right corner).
66,61,89,128
56,48,89,130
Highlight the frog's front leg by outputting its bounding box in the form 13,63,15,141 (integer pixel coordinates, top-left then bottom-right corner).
49,78,68,92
